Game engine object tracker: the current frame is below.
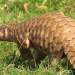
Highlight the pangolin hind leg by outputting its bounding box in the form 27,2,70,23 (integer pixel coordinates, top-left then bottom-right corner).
32,48,46,68
49,50,64,65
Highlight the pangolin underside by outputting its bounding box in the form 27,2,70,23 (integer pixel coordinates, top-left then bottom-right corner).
0,13,75,68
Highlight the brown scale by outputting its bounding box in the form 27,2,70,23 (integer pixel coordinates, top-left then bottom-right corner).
1,13,75,68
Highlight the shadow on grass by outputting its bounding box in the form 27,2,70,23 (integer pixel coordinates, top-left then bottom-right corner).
1,52,75,75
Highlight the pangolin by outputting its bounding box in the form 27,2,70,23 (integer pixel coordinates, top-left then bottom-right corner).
0,13,75,68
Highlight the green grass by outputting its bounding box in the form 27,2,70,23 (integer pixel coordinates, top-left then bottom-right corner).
0,0,75,75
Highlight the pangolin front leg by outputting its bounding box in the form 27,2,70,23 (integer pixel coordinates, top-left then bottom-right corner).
49,50,64,65
17,36,33,60
17,43,33,60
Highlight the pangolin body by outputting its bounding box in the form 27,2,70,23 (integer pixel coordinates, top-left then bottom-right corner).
0,13,75,68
